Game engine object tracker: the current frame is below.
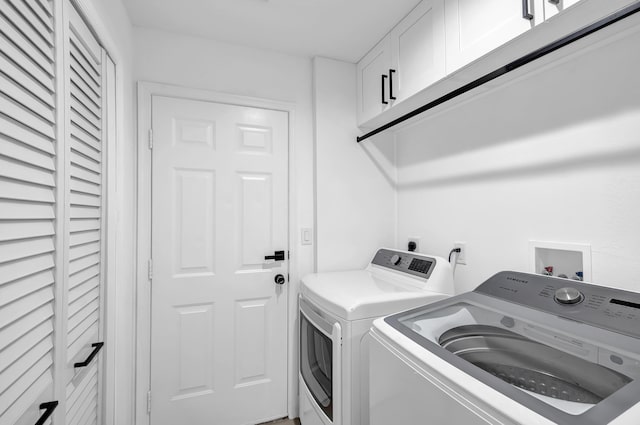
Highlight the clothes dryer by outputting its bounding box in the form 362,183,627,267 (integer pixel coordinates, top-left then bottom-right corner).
299,248,454,425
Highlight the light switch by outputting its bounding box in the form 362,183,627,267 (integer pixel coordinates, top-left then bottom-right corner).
301,228,313,245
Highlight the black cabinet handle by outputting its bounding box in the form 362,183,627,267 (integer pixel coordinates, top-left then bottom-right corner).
522,0,534,20
264,251,285,261
389,69,397,100
548,0,559,4
381,74,389,104
35,401,58,425
74,342,104,368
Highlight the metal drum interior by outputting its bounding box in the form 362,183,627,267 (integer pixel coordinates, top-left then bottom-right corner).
439,325,631,404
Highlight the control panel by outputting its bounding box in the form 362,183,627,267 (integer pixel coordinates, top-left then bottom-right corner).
371,248,435,279
476,271,640,339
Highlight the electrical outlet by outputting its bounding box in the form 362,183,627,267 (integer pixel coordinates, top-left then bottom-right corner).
408,236,421,252
454,241,467,265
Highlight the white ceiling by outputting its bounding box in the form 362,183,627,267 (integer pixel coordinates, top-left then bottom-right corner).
121,0,422,62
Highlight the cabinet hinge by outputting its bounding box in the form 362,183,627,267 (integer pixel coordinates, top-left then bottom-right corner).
147,390,151,414
148,259,153,281
148,129,153,149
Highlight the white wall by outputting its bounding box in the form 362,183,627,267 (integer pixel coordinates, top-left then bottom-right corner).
78,1,136,424
394,25,640,294
313,57,397,271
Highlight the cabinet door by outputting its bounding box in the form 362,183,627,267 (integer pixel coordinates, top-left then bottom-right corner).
445,0,543,72
390,0,446,102
544,0,582,20
357,36,392,126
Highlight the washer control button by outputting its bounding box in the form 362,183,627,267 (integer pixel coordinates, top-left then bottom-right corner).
554,287,584,305
390,254,402,266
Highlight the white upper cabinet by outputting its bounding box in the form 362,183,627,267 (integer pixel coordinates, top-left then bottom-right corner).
357,0,446,126
390,0,446,103
357,36,392,126
544,0,582,20
444,0,544,73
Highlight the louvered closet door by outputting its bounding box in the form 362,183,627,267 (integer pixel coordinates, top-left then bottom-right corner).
63,3,105,425
0,0,58,424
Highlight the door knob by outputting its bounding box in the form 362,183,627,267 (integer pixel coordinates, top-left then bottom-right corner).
274,274,286,285
265,251,285,261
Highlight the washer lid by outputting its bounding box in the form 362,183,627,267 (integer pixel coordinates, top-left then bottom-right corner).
301,270,449,321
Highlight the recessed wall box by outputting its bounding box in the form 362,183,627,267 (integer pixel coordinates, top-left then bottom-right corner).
529,240,592,282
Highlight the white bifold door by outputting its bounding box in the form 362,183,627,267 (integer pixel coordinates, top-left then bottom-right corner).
0,0,111,424
150,96,289,425
62,4,107,425
0,0,58,423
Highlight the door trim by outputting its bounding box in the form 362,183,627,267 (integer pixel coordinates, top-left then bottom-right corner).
135,82,299,425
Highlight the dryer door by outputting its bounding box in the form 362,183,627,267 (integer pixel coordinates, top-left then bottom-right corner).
300,298,342,424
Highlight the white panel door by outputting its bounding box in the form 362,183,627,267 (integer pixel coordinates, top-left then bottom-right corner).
150,96,289,425
445,0,542,72
357,36,392,126
390,0,446,102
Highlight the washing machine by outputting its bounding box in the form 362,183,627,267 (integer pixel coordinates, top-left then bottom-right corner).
299,248,455,425
369,271,640,425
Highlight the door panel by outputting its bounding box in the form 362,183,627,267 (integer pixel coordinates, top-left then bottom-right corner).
174,169,215,275
173,303,214,399
151,96,288,425
234,298,269,386
238,173,273,268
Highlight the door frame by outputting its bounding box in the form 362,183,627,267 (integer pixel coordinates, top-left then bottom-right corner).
135,81,299,425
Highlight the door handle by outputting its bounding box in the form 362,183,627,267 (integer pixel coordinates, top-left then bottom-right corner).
381,74,389,104
35,401,58,425
274,274,286,285
389,69,397,100
74,342,104,368
522,0,534,20
264,250,285,261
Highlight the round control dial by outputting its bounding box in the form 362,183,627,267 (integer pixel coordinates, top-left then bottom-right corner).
554,287,584,305
390,254,402,266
